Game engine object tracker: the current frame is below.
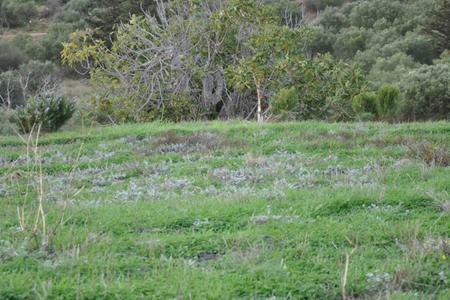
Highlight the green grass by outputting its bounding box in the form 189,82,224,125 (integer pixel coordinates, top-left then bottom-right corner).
0,121,449,299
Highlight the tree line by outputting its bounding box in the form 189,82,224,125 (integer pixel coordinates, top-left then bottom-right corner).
1,0,449,133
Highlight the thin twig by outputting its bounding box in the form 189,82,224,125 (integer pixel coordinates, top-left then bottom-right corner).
342,242,357,300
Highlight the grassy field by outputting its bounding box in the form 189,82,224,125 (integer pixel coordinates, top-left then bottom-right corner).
0,121,449,299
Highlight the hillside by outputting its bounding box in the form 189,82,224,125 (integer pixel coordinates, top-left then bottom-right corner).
1,121,449,298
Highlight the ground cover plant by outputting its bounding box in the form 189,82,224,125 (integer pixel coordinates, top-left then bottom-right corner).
0,121,449,299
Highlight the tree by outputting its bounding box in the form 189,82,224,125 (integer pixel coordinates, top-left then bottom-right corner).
62,0,295,123
228,25,308,122
283,54,366,121
85,0,159,41
62,0,369,123
0,0,37,28
0,40,28,72
63,1,227,122
399,62,450,121
424,0,450,54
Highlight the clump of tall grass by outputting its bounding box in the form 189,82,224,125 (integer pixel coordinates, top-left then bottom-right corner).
404,140,449,167
13,123,84,253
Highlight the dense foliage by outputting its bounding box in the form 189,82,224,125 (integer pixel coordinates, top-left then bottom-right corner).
14,93,75,133
1,0,449,131
399,62,450,121
424,0,450,54
60,0,449,123
0,0,37,28
62,0,369,123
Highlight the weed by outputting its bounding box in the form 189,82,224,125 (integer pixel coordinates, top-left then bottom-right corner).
150,131,245,154
404,140,449,166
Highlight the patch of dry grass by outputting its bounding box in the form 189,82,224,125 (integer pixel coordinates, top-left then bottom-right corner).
404,140,449,166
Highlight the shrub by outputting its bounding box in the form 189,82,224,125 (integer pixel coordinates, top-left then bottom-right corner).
405,140,449,167
304,26,335,56
367,53,419,88
85,0,158,41
160,96,202,123
399,63,450,121
376,84,400,119
333,27,369,60
423,0,450,55
10,34,42,61
271,87,298,115
56,0,90,28
351,85,402,122
0,108,16,135
89,94,151,124
91,92,202,124
349,0,403,29
303,0,347,12
402,32,435,65
35,22,75,61
318,6,348,33
14,94,75,133
0,0,37,28
352,91,378,120
0,41,27,72
281,54,366,121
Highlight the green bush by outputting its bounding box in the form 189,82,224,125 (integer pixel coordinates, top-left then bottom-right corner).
160,96,202,123
57,0,90,28
376,84,400,119
333,27,369,60
318,6,348,33
399,63,450,121
367,53,419,88
86,0,158,41
304,26,335,56
0,40,28,72
0,0,37,28
35,22,75,61
10,34,42,61
349,0,403,29
283,54,366,121
423,0,450,55
303,0,347,12
14,94,75,133
271,87,298,114
352,91,378,119
402,32,435,65
351,85,402,121
0,108,16,135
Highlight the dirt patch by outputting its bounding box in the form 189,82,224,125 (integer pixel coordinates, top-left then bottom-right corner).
298,129,365,142
150,131,246,154
197,251,222,262
2,32,47,41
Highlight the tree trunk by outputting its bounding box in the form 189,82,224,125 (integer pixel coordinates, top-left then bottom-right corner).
255,79,263,123
202,71,225,111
